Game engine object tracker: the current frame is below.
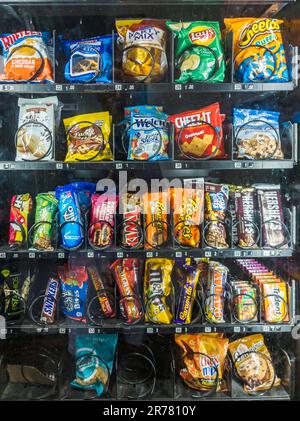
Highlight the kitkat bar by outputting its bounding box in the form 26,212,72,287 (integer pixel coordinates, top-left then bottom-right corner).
253,184,287,248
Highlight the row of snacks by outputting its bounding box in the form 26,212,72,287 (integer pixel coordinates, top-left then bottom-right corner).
0,333,292,399
0,258,292,326
0,18,290,84
13,97,291,163
7,181,290,251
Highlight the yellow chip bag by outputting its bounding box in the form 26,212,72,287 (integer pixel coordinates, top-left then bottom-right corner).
175,333,229,391
64,111,113,162
144,258,174,324
229,334,281,393
116,19,168,82
224,18,289,83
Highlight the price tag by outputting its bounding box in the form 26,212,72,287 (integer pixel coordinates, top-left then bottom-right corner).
128,84,135,91
117,252,124,258
0,328,7,335
263,325,270,332
234,84,242,90
175,327,182,333
116,163,123,169
87,252,94,258
0,253,6,259
115,84,122,91
175,252,182,258
29,252,36,259
147,328,154,334
204,251,212,257
263,250,271,257
56,163,63,170
58,253,65,259
59,328,66,334
234,251,241,257
175,84,182,91
146,252,153,258
88,328,95,334
205,327,211,333
234,326,241,333
175,163,182,169
55,84,63,91
234,162,242,168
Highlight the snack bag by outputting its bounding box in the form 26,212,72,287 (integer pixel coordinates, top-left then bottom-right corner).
8,194,32,247
71,334,118,396
229,334,281,392
59,265,88,322
175,263,201,324
127,108,169,161
0,31,54,83
262,281,289,323
143,191,169,249
69,182,96,216
168,103,225,160
16,96,59,161
167,21,225,83
88,264,115,319
233,108,283,160
56,184,83,250
204,261,228,323
204,183,229,248
110,258,142,323
253,184,287,248
224,18,288,83
64,112,112,161
40,276,59,324
234,187,258,248
89,193,118,249
61,34,114,83
116,19,168,82
170,181,204,247
32,192,58,250
176,333,229,391
144,258,174,324
120,193,143,249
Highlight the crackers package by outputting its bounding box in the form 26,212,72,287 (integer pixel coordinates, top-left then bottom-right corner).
234,108,283,160
116,19,168,82
176,333,229,391
168,103,225,160
64,112,112,162
229,334,281,393
167,21,225,83
224,18,288,83
0,31,54,83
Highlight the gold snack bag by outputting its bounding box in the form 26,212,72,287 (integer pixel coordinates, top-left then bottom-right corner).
263,281,289,323
64,112,112,162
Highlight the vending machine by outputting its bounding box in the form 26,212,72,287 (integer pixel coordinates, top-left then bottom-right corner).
0,0,299,404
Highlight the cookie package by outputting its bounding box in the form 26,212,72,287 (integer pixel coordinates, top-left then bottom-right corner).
0,31,54,83
61,34,115,83
224,18,289,83
167,21,225,83
168,103,226,160
234,108,283,160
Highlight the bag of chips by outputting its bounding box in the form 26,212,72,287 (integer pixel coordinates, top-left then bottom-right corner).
234,108,283,160
167,21,225,83
168,103,226,160
116,19,168,82
71,334,118,397
16,96,60,162
224,18,289,83
61,34,115,83
229,334,281,393
32,192,58,250
9,194,32,247
144,258,174,324
176,333,229,391
64,112,112,162
0,31,54,83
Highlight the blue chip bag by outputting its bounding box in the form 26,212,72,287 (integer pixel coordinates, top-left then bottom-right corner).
56,184,83,249
71,334,118,397
127,109,169,161
59,265,88,322
61,35,115,83
69,182,96,216
233,108,283,160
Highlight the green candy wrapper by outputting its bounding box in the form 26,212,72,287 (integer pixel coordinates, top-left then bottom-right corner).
32,192,58,250
167,21,225,83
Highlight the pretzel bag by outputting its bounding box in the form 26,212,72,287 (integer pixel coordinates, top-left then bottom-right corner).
166,21,225,83
64,112,112,161
224,18,288,83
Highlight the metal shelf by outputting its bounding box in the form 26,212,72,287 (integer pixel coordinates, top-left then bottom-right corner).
0,81,295,94
0,247,293,260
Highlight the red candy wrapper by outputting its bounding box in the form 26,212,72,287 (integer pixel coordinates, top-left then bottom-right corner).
120,193,143,249
8,193,32,247
89,193,118,248
110,258,142,323
87,264,115,318
168,103,226,160
253,184,287,248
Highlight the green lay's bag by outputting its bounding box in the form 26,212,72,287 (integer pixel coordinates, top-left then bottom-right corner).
166,21,226,83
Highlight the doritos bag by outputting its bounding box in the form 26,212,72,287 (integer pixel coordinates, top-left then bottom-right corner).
224,18,289,83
